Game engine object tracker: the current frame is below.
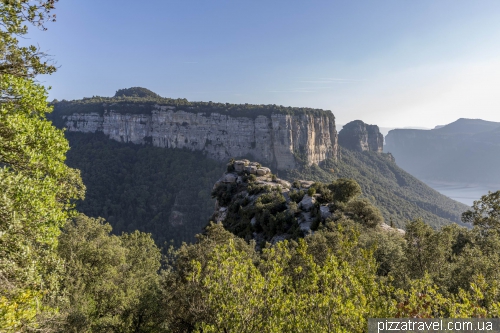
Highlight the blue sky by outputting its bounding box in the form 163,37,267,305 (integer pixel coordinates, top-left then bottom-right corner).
29,0,500,128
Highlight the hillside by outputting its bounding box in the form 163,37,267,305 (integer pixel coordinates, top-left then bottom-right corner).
64,132,223,245
283,148,469,229
385,118,500,185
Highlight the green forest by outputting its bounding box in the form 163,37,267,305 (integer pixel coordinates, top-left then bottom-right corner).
64,132,222,245
51,89,333,120
3,2,500,332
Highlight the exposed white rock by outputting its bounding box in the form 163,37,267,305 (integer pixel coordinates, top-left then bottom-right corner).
64,108,339,170
299,180,315,189
256,167,270,176
250,216,257,226
379,222,405,235
320,205,332,220
277,179,291,188
299,212,314,232
245,165,257,174
299,194,316,211
223,173,237,183
234,160,248,172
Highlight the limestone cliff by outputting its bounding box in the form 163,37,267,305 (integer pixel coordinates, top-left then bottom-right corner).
338,120,384,152
62,105,339,170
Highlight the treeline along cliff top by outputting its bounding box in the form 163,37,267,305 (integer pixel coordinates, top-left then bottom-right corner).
52,87,334,119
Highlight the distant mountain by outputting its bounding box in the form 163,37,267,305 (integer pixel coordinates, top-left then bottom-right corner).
434,118,500,134
385,118,500,185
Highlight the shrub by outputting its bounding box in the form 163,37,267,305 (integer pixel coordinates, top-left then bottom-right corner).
289,189,306,203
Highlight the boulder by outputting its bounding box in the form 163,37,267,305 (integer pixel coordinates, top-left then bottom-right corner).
250,216,257,226
234,160,248,172
299,212,314,231
256,167,271,176
212,180,221,191
320,205,332,219
299,180,315,189
278,179,291,188
245,165,257,174
223,173,237,183
379,222,405,235
299,194,316,211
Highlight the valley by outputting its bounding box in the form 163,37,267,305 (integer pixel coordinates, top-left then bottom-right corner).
53,90,470,246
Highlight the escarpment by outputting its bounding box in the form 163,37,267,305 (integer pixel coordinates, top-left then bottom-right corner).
59,103,339,170
338,120,384,152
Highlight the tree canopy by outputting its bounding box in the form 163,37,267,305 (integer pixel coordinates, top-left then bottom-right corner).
0,0,84,330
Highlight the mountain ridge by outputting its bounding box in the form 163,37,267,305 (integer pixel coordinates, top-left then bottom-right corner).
385,118,500,185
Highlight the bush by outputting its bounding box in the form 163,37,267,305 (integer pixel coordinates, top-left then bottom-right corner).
211,183,238,206
307,187,316,196
329,178,362,203
346,199,384,227
289,189,306,203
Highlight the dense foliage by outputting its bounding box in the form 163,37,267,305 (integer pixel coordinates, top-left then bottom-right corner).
114,87,161,98
64,132,223,245
42,191,500,332
60,135,469,250
51,90,334,119
0,1,85,330
56,214,162,332
283,148,470,229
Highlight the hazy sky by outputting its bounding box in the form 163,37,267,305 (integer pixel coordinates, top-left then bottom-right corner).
29,0,500,128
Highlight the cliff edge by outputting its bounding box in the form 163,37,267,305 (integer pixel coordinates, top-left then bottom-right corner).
54,94,339,170
338,120,383,153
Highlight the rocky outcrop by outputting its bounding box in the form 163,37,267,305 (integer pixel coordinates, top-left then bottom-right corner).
338,120,383,153
211,160,398,245
211,160,329,242
63,106,339,170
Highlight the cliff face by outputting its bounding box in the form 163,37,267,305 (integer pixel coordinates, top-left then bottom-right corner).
338,120,383,152
63,106,338,170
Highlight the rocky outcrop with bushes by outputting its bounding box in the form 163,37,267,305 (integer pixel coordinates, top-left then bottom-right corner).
211,159,403,246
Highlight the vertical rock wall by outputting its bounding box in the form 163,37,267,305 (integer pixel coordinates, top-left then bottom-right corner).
63,108,339,170
338,120,384,153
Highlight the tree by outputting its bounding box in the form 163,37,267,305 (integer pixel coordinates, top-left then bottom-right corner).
462,190,500,231
57,214,162,333
0,1,84,330
0,0,58,78
329,178,361,203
